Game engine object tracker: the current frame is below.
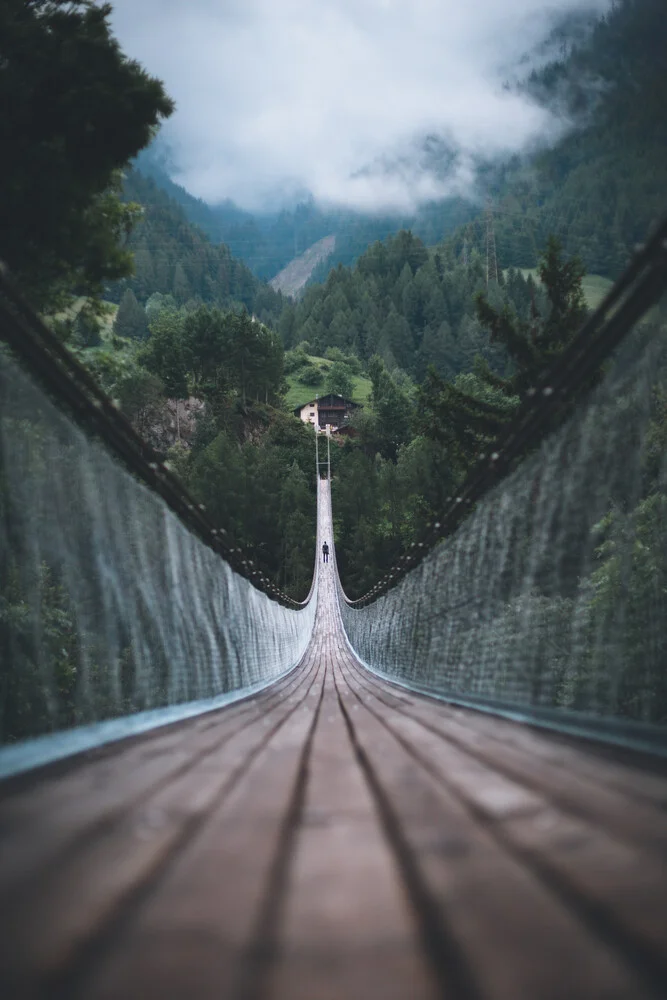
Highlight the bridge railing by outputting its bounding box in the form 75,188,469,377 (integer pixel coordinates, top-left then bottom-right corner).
0,274,317,753
337,219,667,748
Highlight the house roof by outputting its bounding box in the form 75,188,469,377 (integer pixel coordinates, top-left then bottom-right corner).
292,394,362,416
294,399,318,413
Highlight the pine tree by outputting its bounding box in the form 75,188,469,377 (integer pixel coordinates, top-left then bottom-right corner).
139,310,188,398
173,262,191,303
114,289,149,340
0,0,173,305
417,237,589,471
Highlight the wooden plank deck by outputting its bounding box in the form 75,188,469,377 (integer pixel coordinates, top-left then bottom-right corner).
2,485,667,998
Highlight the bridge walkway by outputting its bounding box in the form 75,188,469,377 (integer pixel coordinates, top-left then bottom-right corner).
1,482,667,999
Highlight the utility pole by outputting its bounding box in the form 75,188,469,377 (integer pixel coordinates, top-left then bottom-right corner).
485,199,499,288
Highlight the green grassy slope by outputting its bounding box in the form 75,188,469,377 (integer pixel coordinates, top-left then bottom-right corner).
52,296,118,337
581,274,614,310
285,355,372,411
516,270,613,310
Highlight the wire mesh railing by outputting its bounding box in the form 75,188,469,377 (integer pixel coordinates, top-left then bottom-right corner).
345,215,667,607
0,276,317,753
0,265,303,608
337,217,667,742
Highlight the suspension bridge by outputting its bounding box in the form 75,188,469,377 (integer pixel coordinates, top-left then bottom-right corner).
1,221,667,999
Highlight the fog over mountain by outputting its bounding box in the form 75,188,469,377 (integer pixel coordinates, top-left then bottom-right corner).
109,0,612,213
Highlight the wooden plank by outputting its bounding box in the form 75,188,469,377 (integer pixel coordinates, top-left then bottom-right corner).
77,635,327,1000
352,665,667,854
266,644,439,1000
0,655,315,897
355,668,667,811
339,655,667,993
0,653,321,999
334,650,655,1000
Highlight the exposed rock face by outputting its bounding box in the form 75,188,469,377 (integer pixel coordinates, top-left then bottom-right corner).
138,396,205,453
269,235,336,298
165,396,205,447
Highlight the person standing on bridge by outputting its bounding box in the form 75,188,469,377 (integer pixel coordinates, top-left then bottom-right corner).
322,541,329,564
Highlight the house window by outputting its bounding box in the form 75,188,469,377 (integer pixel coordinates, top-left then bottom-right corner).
309,411,315,417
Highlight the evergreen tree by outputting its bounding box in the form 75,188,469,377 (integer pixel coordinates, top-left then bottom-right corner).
72,305,102,347
368,356,414,461
417,237,588,470
139,309,188,398
324,362,354,399
111,170,284,325
172,262,191,304
182,306,229,397
474,236,587,395
114,367,166,440
0,0,173,305
145,292,177,323
114,289,149,340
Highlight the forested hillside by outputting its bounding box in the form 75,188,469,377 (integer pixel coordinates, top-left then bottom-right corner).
52,167,321,601
133,0,665,290
110,169,284,325
73,295,318,601
132,149,340,280
133,149,478,286
91,170,319,599
483,0,667,276
279,230,541,381
314,233,586,594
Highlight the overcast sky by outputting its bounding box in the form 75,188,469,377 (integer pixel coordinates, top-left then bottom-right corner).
109,0,611,212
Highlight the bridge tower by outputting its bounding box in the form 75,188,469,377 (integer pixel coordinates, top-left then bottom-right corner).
314,423,331,481
485,199,499,287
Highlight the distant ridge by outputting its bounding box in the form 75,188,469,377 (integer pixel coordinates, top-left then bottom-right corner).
270,235,336,298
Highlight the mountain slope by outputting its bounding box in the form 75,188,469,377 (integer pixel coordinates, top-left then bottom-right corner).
113,169,284,325
486,0,667,277
270,236,336,298
132,0,663,288
135,144,478,284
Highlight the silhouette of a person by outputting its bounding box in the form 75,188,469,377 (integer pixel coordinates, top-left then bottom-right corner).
322,541,329,564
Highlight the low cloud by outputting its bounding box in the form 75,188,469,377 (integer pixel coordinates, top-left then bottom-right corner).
109,0,611,212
